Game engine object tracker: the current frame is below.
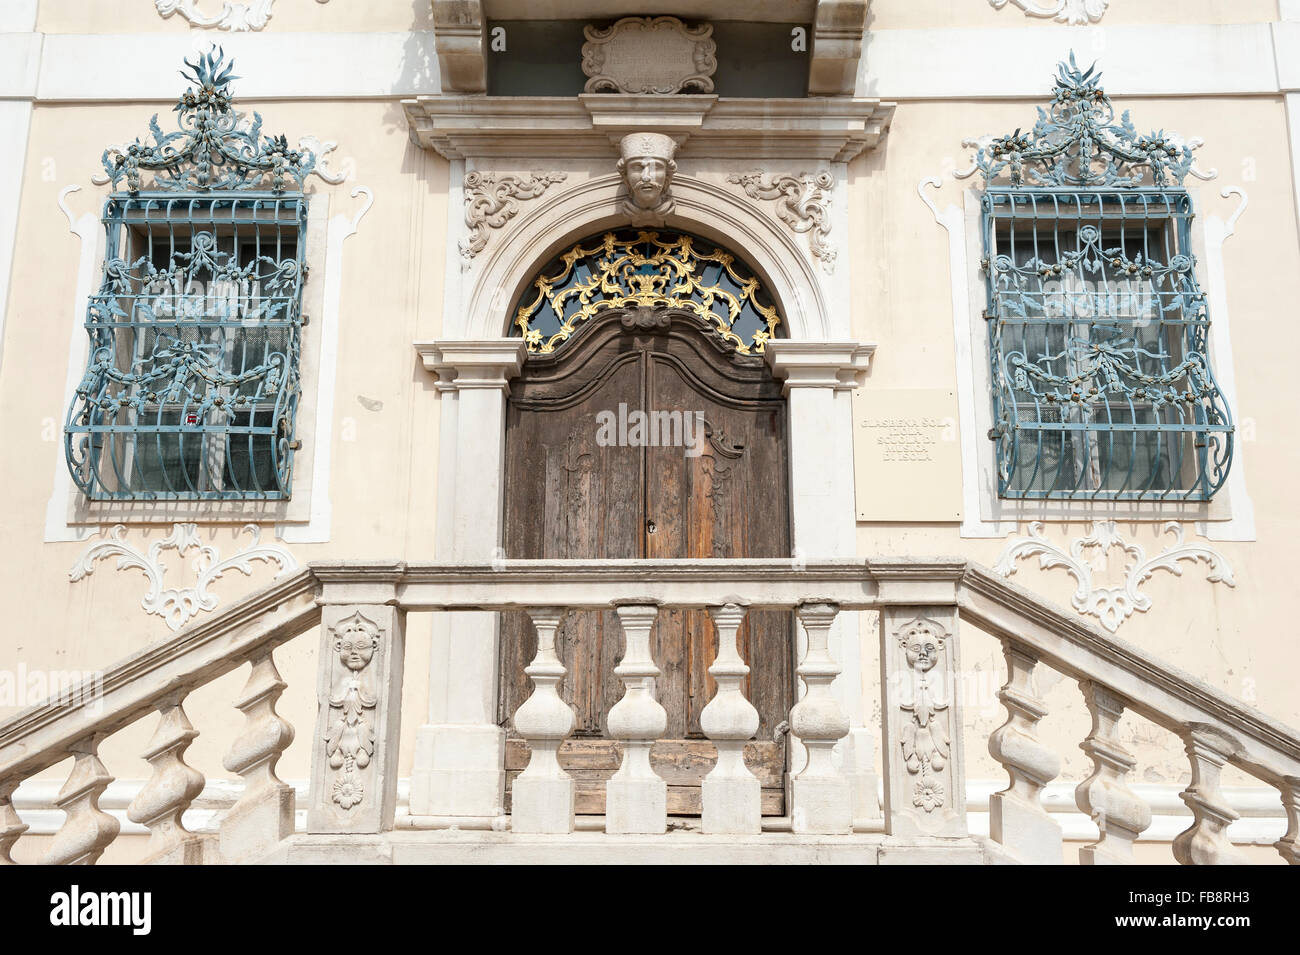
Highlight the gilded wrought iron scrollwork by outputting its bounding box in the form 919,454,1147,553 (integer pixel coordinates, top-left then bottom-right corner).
513,230,781,355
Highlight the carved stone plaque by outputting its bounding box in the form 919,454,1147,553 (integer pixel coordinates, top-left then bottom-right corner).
582,16,717,94
851,388,962,522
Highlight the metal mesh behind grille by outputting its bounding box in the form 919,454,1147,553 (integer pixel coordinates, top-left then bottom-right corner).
65,193,307,501
981,190,1233,502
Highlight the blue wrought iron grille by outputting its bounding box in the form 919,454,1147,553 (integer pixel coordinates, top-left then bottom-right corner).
65,195,307,500
64,49,317,502
981,189,1232,501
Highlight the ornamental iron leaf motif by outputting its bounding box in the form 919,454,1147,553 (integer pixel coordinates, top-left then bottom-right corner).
324,612,382,810
459,171,568,259
514,229,781,355
101,46,317,193
970,53,1198,188
727,170,836,273
69,523,297,631
993,521,1235,633
895,617,951,813
989,0,1108,25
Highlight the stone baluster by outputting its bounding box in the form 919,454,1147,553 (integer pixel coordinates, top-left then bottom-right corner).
1173,724,1247,865
308,604,407,834
220,649,296,861
1075,682,1151,864
700,603,761,834
878,605,967,838
0,780,27,864
606,602,667,834
511,609,577,834
987,644,1062,863
127,695,207,864
45,737,119,865
1275,776,1300,865
790,601,851,834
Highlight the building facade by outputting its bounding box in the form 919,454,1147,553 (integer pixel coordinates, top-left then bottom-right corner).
0,0,1298,864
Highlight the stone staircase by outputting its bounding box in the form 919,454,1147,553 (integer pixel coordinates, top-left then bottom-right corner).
0,558,1296,865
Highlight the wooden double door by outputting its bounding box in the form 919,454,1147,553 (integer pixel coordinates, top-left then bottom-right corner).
499,309,795,815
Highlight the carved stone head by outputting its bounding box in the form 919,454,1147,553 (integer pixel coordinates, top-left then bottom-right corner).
898,619,946,673
618,132,678,221
333,613,381,671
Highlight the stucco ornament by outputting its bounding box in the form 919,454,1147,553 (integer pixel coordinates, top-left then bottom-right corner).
895,617,951,813
727,170,836,273
69,523,297,631
155,0,332,32
459,170,568,259
324,612,382,810
994,521,1235,633
988,0,1108,24
582,16,716,94
618,132,678,226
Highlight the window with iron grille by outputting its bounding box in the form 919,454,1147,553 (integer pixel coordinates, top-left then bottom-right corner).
64,49,318,502
970,56,1233,503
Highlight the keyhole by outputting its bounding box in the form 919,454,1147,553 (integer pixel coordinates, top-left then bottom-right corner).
646,519,657,534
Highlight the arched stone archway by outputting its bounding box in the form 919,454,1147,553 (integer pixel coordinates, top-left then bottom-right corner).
410,167,875,821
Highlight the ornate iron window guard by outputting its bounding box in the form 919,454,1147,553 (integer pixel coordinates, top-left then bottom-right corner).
980,186,1233,502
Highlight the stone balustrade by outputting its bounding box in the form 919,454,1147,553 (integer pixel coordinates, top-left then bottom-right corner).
0,559,1295,864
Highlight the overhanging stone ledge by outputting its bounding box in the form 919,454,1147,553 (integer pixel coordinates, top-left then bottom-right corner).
402,94,894,161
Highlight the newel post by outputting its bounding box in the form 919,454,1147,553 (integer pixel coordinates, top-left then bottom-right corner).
308,579,407,834
878,599,967,838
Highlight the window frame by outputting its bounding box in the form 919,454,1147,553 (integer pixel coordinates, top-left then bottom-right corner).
979,187,1231,504
958,183,1241,527
61,193,331,525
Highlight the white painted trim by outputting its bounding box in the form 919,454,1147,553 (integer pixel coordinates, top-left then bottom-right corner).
0,0,37,33
0,24,1296,103
43,186,99,544
31,32,440,101
861,23,1287,100
8,776,1286,847
0,100,32,379
279,186,374,544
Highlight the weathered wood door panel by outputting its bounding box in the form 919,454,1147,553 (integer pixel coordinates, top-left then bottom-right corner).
499,310,793,815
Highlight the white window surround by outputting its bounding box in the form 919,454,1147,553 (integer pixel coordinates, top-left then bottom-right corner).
43,183,374,543
921,176,1255,541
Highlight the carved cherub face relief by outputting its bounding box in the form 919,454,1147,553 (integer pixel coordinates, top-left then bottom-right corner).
900,621,945,673
617,132,678,215
334,616,380,671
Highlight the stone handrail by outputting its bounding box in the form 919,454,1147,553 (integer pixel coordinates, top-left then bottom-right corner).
0,558,1295,864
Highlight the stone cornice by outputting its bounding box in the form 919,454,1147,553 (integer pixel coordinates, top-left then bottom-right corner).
764,340,875,392
414,339,527,392
402,94,894,161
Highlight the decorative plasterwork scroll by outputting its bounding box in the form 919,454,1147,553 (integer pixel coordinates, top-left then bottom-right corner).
966,53,1199,188
156,0,331,32
727,171,836,274
582,16,716,94
69,523,297,631
324,611,382,810
895,617,952,813
459,171,567,259
994,521,1235,633
989,0,1108,25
